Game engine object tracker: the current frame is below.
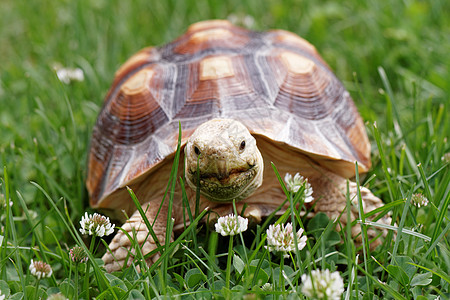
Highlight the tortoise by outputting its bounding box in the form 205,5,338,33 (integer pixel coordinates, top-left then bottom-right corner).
87,20,389,272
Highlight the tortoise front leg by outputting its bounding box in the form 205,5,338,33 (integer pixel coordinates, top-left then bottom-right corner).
102,201,172,272
310,171,391,248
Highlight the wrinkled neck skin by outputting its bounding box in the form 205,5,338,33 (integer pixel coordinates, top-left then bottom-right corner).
184,119,264,203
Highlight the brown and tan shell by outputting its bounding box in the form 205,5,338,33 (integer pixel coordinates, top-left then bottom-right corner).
87,20,370,210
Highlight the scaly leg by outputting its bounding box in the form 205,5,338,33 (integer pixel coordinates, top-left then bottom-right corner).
102,201,171,272
311,171,391,247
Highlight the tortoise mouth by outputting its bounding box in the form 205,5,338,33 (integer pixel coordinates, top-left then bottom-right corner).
189,166,258,202
199,164,254,182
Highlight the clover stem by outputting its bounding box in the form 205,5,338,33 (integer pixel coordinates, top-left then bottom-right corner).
280,253,285,292
84,236,96,299
225,235,234,290
34,278,40,299
74,263,79,300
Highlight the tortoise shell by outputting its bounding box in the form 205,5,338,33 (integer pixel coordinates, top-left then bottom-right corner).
87,19,370,210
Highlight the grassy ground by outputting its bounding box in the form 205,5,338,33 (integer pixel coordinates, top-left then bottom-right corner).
0,0,449,299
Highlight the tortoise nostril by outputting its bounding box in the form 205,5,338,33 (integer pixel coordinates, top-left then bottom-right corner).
194,146,201,156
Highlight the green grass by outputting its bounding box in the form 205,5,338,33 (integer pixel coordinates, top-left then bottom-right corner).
0,0,449,298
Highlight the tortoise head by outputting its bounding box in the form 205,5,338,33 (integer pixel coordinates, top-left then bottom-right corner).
185,119,263,202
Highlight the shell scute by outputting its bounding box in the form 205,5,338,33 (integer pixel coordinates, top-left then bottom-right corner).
101,67,169,145
173,20,250,55
267,29,329,68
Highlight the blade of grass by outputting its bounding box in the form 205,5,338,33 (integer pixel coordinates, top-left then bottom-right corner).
408,262,450,285
126,187,162,250
348,256,357,300
179,178,195,237
363,221,431,241
378,66,419,179
2,168,27,296
417,163,433,206
195,154,201,219
372,122,396,202
355,162,372,297
345,180,355,300
391,185,414,258
163,123,183,284
424,222,450,258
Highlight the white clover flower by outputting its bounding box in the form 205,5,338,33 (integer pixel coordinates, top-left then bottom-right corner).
0,193,13,208
79,212,115,237
227,13,255,28
266,222,307,254
69,245,88,263
261,282,272,291
47,293,69,300
301,269,344,300
411,193,429,208
442,152,450,163
284,173,314,203
0,292,5,300
53,63,84,84
215,214,248,236
28,209,38,220
29,259,52,279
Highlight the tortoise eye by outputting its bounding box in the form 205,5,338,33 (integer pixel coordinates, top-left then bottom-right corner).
239,140,246,151
194,146,201,156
